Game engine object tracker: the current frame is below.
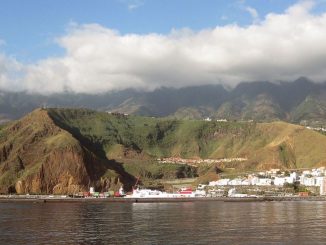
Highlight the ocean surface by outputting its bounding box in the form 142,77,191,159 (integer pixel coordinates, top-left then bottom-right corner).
0,201,325,244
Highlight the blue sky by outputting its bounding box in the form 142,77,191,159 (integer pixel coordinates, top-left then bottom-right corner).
1,0,326,93
0,0,305,62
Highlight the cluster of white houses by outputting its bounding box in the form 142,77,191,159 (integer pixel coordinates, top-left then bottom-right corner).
209,167,326,195
157,157,247,165
306,126,326,132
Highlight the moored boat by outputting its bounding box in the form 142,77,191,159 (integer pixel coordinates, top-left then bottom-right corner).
125,188,171,198
124,187,206,198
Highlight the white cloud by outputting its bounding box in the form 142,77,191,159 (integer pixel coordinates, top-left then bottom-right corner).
0,54,24,91
245,6,260,23
1,0,326,94
236,0,260,23
119,0,144,11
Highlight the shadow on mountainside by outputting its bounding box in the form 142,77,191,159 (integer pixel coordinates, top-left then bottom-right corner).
47,112,136,191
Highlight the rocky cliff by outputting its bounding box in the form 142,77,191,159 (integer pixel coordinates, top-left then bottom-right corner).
0,109,135,194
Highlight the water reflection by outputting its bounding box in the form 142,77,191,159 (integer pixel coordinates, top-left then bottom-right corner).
0,201,325,244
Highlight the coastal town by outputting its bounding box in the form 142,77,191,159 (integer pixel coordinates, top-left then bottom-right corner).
2,167,326,201
85,166,326,198
156,157,326,197
206,167,326,197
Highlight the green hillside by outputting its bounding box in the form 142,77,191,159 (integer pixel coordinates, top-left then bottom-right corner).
47,108,326,170
47,108,255,159
292,94,326,124
0,107,326,194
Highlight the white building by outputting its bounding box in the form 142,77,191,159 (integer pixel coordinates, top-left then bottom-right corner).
311,168,325,177
249,177,259,185
270,169,281,174
209,179,230,186
300,176,317,186
256,178,272,186
316,176,325,186
241,179,251,185
320,177,326,195
274,177,286,186
274,176,295,186
290,172,298,180
229,178,243,186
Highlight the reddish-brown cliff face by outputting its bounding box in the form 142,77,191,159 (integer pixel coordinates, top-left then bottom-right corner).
0,109,134,194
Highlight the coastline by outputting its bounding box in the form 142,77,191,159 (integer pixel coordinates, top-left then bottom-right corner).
1,195,326,203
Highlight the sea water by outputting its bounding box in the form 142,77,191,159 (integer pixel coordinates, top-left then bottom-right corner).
0,201,325,244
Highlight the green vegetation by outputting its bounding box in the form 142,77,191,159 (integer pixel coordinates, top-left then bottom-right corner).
0,157,24,188
47,108,258,160
278,143,296,168
1,107,326,193
123,161,198,180
46,108,326,179
47,109,326,166
45,132,78,148
292,95,326,123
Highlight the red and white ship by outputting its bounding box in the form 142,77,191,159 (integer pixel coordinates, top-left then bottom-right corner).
125,187,205,198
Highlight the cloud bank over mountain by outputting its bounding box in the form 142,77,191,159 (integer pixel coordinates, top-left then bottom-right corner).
1,0,326,94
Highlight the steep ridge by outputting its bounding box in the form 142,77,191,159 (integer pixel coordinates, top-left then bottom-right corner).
0,109,135,194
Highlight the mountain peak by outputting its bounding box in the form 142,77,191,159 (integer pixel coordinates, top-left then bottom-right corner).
0,79,326,123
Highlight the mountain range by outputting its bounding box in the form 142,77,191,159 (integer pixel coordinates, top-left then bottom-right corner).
1,77,326,125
